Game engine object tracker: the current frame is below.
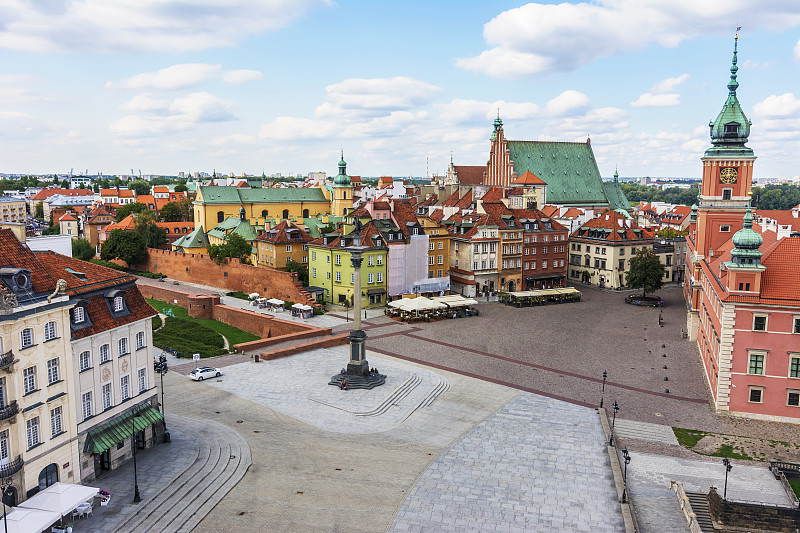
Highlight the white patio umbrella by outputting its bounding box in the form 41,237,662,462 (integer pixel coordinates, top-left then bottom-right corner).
248,292,260,299
19,482,99,519
4,507,61,533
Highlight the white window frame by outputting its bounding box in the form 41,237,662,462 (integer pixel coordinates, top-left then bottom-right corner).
377,255,383,266
121,375,130,401
50,406,63,437
377,272,383,283
747,350,766,375
752,314,768,332
335,271,341,283
748,386,764,404
20,328,33,348
113,296,124,312
73,306,86,324
23,366,36,394
136,331,145,350
368,273,374,284
102,383,112,411
100,344,110,363
79,351,91,372
789,354,800,378
27,417,40,449
82,391,93,419
119,337,129,356
47,358,59,384
138,367,147,393
44,321,57,341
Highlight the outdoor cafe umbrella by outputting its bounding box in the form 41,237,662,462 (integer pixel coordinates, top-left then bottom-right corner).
19,482,99,520
4,507,61,533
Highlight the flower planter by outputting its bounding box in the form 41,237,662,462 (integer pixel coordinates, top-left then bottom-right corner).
100,496,110,506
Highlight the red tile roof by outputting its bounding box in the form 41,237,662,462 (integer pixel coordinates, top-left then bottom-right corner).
0,229,56,294
512,171,546,185
754,209,800,232
31,188,94,201
573,210,653,241
256,220,312,244
58,213,77,222
454,165,485,185
480,187,505,204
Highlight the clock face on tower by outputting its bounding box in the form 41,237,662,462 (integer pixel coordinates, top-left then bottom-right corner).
720,167,738,184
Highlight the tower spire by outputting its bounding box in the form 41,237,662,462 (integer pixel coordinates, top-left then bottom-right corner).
706,32,752,156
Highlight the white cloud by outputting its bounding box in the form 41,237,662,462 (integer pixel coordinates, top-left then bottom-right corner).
752,93,800,118
631,74,689,107
795,38,800,61
0,0,330,53
222,70,264,84
438,99,540,125
258,117,337,141
544,90,591,116
315,77,442,119
107,64,263,90
456,1,800,78
110,92,236,137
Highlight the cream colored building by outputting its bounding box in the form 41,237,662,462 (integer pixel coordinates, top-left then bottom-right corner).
0,196,26,224
0,270,80,505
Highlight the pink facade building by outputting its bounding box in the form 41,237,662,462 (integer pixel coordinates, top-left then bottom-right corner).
685,36,800,423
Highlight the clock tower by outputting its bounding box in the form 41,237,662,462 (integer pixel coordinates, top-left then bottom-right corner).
695,34,756,262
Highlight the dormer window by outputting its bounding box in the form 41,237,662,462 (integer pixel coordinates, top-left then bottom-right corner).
724,122,739,137
73,306,86,324
105,290,129,317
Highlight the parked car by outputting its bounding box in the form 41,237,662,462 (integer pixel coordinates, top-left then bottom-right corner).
190,367,221,381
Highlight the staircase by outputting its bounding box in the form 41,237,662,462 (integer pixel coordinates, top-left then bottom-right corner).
685,491,714,533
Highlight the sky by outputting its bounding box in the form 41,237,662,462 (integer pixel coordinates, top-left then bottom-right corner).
1,1,800,179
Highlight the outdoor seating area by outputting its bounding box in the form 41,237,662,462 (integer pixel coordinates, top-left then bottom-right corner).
290,302,314,319
6,482,99,533
385,295,480,322
499,287,582,307
250,296,286,312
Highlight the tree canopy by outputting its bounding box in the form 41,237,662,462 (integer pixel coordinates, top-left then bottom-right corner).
158,202,184,222
72,238,95,261
174,183,188,193
34,201,44,220
136,217,167,248
286,260,309,286
128,179,151,196
115,202,149,221
207,233,252,265
627,248,666,297
100,229,146,267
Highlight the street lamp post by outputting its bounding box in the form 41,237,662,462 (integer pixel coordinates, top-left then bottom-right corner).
722,458,732,501
157,359,170,443
621,448,631,503
609,400,619,446
132,409,141,503
1,478,13,533
600,370,608,408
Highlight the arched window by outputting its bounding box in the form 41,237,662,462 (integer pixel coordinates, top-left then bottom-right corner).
217,211,224,223
38,463,58,491
261,210,268,218
282,209,289,220
302,209,309,219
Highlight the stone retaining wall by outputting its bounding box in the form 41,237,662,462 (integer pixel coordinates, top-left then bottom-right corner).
259,334,349,361
708,487,800,532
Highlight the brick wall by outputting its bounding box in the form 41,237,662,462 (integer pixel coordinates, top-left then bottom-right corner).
137,248,319,307
259,334,349,361
212,304,327,339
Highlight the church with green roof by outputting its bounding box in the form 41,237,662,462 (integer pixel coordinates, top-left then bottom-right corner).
462,116,630,211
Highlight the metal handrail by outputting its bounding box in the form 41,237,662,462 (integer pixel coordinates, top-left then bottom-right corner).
0,351,17,370
0,400,17,421
0,455,23,478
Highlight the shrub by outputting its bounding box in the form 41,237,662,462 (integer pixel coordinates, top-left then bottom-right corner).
284,301,294,310
135,271,165,279
89,259,129,271
226,291,250,300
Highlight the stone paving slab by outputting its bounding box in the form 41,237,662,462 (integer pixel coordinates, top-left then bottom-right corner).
203,346,447,434
613,419,679,446
389,393,625,533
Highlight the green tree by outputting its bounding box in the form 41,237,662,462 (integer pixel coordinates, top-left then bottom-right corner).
158,202,183,222
101,229,146,266
656,227,687,239
34,201,44,220
174,183,188,193
93,183,100,193
136,217,167,248
207,233,252,265
60,179,69,188
627,249,666,297
42,225,61,236
128,179,151,196
72,238,95,261
115,202,149,221
286,260,309,286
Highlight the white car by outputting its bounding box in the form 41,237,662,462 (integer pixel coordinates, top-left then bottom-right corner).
190,367,221,381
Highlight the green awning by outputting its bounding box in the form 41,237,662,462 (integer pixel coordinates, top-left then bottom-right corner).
83,404,164,454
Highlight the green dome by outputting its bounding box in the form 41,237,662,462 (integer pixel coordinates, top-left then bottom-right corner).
706,36,753,157
334,152,351,186
730,208,763,265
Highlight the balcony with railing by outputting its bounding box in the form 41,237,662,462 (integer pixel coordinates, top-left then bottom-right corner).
0,351,18,371
0,400,18,422
0,455,23,478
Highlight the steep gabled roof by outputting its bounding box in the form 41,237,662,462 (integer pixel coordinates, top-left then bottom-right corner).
506,141,607,206
573,209,654,241
512,170,546,186
256,220,312,245
197,186,327,204
0,229,56,294
454,165,485,185
602,180,632,211
172,225,210,249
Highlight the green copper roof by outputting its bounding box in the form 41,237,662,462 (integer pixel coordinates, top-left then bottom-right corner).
727,207,764,268
172,225,209,249
196,186,327,204
208,217,260,242
334,153,351,186
506,140,608,206
603,180,632,211
84,404,163,454
706,36,753,158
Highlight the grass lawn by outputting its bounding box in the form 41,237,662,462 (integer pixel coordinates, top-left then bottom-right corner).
790,480,800,498
673,427,707,449
147,299,260,347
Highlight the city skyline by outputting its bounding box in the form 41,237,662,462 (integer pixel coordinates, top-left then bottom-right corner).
1,1,800,179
